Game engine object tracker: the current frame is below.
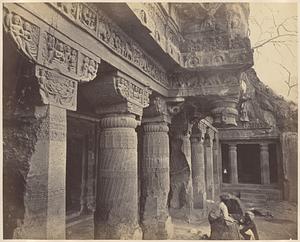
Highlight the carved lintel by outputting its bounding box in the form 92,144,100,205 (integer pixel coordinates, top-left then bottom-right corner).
35,66,78,111
3,8,40,61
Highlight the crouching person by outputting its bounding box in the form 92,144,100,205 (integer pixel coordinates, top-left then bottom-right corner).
240,211,259,240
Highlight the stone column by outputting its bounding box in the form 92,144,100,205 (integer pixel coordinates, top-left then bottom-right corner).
11,105,67,239
141,121,173,239
82,71,152,240
213,132,221,199
3,65,79,239
204,128,214,200
229,144,238,184
94,114,142,239
260,143,270,184
190,124,206,209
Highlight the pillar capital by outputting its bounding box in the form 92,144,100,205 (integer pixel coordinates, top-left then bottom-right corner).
143,96,184,123
100,114,138,129
143,122,169,133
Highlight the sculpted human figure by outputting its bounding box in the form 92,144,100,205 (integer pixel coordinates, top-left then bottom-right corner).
68,50,77,72
9,14,24,50
54,41,65,63
22,21,37,59
46,34,55,63
88,59,97,79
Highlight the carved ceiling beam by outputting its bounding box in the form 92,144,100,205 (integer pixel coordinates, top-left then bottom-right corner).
80,70,151,119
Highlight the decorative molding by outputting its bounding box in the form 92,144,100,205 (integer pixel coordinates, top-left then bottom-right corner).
35,66,78,111
3,8,40,60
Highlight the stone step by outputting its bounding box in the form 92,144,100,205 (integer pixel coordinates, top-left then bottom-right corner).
241,192,268,200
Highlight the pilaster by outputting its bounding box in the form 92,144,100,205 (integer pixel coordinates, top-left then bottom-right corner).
204,127,215,200
260,143,270,184
228,144,238,184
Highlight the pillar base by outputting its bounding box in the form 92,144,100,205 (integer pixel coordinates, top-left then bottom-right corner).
94,222,142,240
142,216,174,239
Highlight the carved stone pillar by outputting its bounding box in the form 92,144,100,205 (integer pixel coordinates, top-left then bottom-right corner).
229,144,238,184
3,65,78,239
190,123,206,209
81,70,151,239
169,110,193,211
139,96,182,239
213,132,221,199
141,121,173,239
211,98,239,127
94,114,142,239
204,128,214,200
260,143,270,184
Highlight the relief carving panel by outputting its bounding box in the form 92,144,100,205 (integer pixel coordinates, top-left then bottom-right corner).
3,8,40,60
35,66,78,111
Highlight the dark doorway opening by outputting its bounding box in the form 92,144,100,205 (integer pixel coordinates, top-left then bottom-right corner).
66,137,85,215
221,144,230,183
237,144,260,184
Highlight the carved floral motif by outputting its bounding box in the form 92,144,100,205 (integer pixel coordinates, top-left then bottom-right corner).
115,77,151,108
36,67,77,110
80,54,99,83
42,33,78,73
4,10,39,60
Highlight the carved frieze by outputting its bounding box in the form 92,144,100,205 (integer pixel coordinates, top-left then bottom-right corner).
170,71,239,89
114,76,151,108
3,8,40,60
78,4,97,32
35,66,77,111
54,3,78,20
42,32,78,74
96,8,169,87
49,2,169,87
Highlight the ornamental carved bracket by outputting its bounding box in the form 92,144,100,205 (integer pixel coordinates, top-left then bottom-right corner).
81,70,152,117
35,66,78,111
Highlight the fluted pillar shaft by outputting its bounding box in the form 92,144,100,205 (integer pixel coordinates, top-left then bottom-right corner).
94,114,142,240
260,143,270,184
213,135,221,199
204,134,214,200
229,144,238,184
141,122,173,239
191,136,206,209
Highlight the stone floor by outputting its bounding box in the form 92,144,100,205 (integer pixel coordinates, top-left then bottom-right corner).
66,201,297,240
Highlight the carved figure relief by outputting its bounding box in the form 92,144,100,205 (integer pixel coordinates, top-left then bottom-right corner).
43,33,78,73
36,67,77,110
78,4,97,31
80,55,99,83
115,77,151,107
55,3,78,19
4,10,39,60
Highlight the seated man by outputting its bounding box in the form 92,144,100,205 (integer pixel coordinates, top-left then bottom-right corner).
240,211,259,240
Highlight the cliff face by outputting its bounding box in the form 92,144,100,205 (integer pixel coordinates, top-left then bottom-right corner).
241,68,297,132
